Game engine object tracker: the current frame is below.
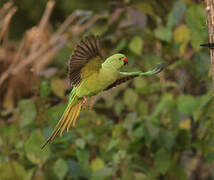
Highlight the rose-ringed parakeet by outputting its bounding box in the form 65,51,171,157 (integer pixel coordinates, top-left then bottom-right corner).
42,36,165,148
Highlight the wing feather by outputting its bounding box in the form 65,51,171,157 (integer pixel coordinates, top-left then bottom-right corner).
69,36,103,86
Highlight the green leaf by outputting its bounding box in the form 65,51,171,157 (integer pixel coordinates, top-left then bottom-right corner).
107,139,119,150
190,29,207,51
67,160,82,178
76,149,90,169
51,77,65,98
185,5,207,51
158,129,176,151
193,52,210,77
91,157,105,171
0,161,27,180
25,130,51,165
171,164,187,180
174,25,190,54
53,159,68,180
75,138,86,149
18,99,37,128
128,36,143,55
143,120,160,144
185,5,205,30
155,27,172,42
154,148,170,174
177,95,197,115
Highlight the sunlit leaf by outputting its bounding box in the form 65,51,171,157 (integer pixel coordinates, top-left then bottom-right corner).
179,119,191,130
174,25,190,43
91,157,105,171
51,77,65,98
174,25,190,54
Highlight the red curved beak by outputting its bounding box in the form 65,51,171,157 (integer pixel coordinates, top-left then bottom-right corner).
124,57,128,65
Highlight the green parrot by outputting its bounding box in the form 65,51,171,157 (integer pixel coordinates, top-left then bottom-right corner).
42,36,166,148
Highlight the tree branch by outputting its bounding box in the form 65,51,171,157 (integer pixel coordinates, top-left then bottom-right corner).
206,0,214,95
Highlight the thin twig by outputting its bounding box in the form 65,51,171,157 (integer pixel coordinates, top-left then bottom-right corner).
29,1,55,54
206,0,214,95
0,1,13,18
0,7,17,41
38,1,55,31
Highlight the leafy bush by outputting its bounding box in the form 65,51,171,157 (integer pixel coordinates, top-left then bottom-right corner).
0,0,214,179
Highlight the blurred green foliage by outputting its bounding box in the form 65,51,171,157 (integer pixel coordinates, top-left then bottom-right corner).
1,0,214,179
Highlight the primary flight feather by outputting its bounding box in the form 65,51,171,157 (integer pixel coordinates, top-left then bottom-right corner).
42,36,165,148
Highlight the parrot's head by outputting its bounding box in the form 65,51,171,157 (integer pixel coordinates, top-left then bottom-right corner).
107,53,128,70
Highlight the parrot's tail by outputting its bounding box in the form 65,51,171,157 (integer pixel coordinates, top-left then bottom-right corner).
41,90,83,149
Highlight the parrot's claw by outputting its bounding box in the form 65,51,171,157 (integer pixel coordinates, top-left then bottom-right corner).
89,97,95,110
82,97,88,109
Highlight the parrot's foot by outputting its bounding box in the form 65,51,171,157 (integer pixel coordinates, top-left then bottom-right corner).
82,97,88,109
89,97,95,110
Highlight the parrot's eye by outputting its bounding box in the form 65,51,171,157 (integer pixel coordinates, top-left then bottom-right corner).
119,57,122,60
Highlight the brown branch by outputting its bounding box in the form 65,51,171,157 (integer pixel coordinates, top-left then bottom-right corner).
0,6,17,41
38,1,55,30
0,1,13,18
206,0,214,95
54,14,76,36
0,0,98,89
29,0,55,54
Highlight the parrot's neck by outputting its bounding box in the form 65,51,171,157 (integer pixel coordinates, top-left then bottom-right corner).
102,60,120,72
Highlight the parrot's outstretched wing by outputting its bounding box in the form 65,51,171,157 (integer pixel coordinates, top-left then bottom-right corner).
104,62,166,91
69,36,104,86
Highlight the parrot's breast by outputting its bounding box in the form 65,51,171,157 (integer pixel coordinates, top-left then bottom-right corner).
75,67,118,97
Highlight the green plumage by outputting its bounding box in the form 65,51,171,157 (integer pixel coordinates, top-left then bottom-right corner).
42,36,166,148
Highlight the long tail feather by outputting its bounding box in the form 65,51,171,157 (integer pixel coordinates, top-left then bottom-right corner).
66,107,77,132
41,96,83,149
73,103,82,126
